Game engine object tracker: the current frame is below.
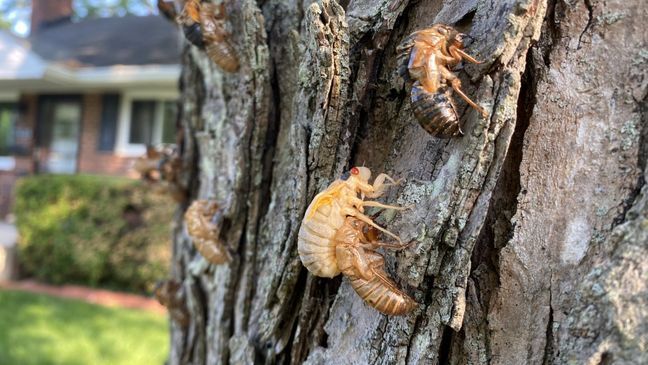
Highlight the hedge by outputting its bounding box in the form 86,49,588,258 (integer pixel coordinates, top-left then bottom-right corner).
14,174,174,293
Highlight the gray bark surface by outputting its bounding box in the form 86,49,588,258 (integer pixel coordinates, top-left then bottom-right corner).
168,0,647,364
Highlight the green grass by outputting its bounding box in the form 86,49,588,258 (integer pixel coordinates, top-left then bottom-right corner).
0,290,169,365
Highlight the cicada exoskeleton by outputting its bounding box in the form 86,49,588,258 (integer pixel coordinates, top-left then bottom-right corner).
199,2,239,72
398,24,488,137
298,167,407,278
154,279,190,327
184,199,231,264
335,217,417,316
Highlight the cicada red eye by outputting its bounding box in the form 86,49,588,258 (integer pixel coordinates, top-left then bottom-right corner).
350,167,360,175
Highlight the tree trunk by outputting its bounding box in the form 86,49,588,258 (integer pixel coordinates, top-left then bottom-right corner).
168,0,647,364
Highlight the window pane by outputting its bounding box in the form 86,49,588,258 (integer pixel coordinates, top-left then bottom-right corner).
0,104,17,156
161,101,177,144
129,100,156,144
98,94,119,151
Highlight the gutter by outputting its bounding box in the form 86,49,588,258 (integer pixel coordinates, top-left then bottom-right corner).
43,64,181,86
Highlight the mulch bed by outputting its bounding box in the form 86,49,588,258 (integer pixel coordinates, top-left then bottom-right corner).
0,280,166,315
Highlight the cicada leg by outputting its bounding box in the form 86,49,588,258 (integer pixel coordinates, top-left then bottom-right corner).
440,66,488,118
351,197,409,212
360,225,412,250
372,173,404,198
342,207,403,244
362,173,403,199
452,47,482,64
364,240,413,250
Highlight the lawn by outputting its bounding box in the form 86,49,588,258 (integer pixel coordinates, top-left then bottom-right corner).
0,290,169,365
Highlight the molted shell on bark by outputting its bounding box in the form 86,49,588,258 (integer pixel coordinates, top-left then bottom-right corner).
184,200,231,264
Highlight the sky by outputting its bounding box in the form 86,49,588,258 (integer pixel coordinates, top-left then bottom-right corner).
0,0,157,37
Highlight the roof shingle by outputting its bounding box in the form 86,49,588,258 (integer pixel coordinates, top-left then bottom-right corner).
30,15,181,67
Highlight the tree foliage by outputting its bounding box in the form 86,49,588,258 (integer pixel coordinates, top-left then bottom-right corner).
0,0,156,35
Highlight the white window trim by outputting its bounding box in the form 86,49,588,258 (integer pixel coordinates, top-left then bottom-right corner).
115,89,178,157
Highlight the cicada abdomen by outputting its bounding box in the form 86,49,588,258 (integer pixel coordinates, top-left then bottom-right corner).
184,200,231,264
200,3,239,72
411,82,462,137
204,39,239,72
343,255,418,316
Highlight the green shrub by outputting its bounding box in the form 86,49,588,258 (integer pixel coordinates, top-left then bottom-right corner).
14,174,173,293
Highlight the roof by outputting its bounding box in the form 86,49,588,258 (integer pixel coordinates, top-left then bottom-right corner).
29,15,181,67
0,30,47,80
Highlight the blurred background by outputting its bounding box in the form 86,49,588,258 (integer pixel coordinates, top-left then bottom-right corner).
0,1,180,363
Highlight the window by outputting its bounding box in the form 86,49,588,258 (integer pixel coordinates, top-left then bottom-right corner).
127,100,176,145
129,100,157,144
116,93,178,156
0,103,17,156
97,94,120,151
161,101,177,144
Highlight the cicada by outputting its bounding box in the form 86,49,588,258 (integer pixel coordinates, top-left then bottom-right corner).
133,145,186,202
184,199,231,264
297,167,417,316
397,24,488,137
154,279,190,327
157,0,178,22
200,2,239,72
177,0,239,72
298,167,408,278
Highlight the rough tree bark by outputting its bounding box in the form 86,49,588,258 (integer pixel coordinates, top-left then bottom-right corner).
168,0,646,364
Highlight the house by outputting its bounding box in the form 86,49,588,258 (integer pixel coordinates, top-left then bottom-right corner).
0,0,181,218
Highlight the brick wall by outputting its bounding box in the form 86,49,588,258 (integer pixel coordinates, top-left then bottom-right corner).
77,94,137,177
0,93,143,218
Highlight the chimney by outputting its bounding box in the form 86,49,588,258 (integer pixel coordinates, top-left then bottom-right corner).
31,0,73,34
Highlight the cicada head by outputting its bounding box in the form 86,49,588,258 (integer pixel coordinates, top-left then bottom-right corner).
347,166,373,199
350,166,372,183
450,31,469,49
429,24,467,49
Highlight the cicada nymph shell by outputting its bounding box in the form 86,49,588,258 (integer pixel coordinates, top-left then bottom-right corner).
154,279,190,327
133,145,186,202
298,166,408,278
176,1,239,72
184,199,231,264
335,217,417,316
177,0,204,48
133,145,163,182
397,24,488,137
199,2,239,72
297,167,417,316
